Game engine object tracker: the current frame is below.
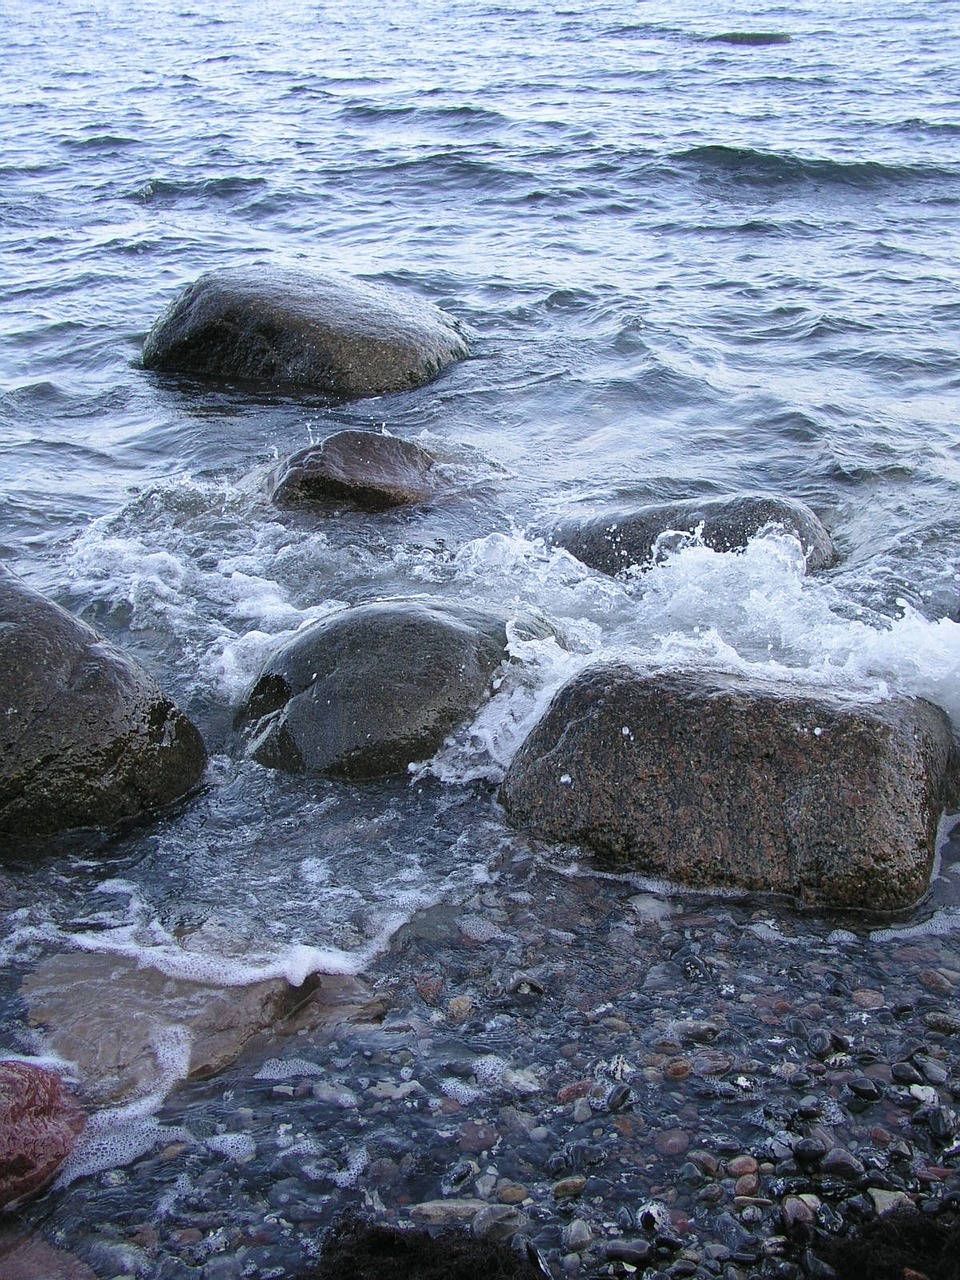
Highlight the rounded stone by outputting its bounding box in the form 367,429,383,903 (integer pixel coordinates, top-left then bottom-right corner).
550,493,836,576
653,1128,690,1157
0,570,206,838
237,599,553,779
269,430,441,511
142,265,468,399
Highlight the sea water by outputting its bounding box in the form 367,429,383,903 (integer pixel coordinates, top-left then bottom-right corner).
2,0,960,1216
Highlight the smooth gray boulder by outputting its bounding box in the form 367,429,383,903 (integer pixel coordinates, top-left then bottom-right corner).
142,266,469,399
0,570,206,838
551,494,836,577
270,429,440,510
237,599,550,779
500,662,959,911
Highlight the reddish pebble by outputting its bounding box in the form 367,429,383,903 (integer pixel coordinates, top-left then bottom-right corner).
458,1121,499,1154
727,1155,758,1177
653,1128,690,1157
665,1059,692,1080
852,989,884,1010
557,1078,593,1104
735,1173,761,1197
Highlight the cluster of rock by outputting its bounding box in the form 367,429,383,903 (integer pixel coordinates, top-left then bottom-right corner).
4,262,959,1209
0,569,206,839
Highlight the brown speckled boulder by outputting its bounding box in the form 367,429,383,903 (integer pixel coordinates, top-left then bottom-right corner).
142,266,469,399
0,570,206,838
270,430,440,510
551,494,836,576
500,663,959,911
0,1061,86,1209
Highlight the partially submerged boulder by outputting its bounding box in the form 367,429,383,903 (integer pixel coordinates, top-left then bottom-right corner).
237,600,549,779
500,663,960,911
0,570,206,838
551,495,836,576
142,266,469,399
271,430,440,510
22,952,382,1102
0,1061,86,1209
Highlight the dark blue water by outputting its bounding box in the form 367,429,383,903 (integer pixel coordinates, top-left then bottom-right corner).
2,0,960,1254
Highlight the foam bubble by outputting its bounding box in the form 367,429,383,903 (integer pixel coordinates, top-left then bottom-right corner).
254,1056,324,1080
440,1077,483,1105
55,1107,191,1189
205,1132,256,1162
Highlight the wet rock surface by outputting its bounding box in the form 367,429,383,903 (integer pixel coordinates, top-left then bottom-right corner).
0,1061,86,1209
500,663,960,910
0,1231,98,1280
551,495,836,577
141,266,469,399
0,570,207,839
15,851,960,1278
22,953,381,1103
237,599,550,779
270,430,442,510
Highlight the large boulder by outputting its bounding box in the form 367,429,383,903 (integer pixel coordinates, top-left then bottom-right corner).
500,663,960,911
0,1061,86,1209
237,600,549,779
142,266,469,399
0,570,206,838
270,429,440,510
551,494,836,576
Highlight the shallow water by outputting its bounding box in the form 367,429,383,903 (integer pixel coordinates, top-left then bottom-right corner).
2,0,960,1270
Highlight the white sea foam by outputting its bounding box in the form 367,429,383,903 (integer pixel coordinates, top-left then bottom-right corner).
54,1026,193,1189
206,1132,257,1162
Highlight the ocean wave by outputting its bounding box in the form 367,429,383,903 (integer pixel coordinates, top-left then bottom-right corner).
129,175,268,203
668,144,956,189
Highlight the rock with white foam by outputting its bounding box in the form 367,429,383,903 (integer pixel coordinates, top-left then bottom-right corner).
0,1061,86,1209
270,429,442,510
501,662,960,911
236,598,555,779
142,265,469,399
22,951,383,1102
551,494,836,576
0,568,206,839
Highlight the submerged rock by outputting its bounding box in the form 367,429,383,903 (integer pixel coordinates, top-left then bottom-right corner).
270,429,440,510
551,494,836,576
500,663,959,911
707,32,792,46
142,265,469,399
237,599,550,779
0,1232,97,1279
0,570,206,839
0,1061,86,1209
22,952,381,1102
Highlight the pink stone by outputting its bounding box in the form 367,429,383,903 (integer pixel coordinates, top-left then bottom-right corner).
0,1062,86,1209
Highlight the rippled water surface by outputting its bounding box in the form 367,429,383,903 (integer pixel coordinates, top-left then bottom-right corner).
3,0,960,1267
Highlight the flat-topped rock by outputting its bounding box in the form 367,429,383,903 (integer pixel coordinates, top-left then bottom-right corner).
551,494,836,576
142,265,469,399
501,663,959,911
237,599,553,780
0,569,206,839
23,951,382,1102
270,429,440,510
